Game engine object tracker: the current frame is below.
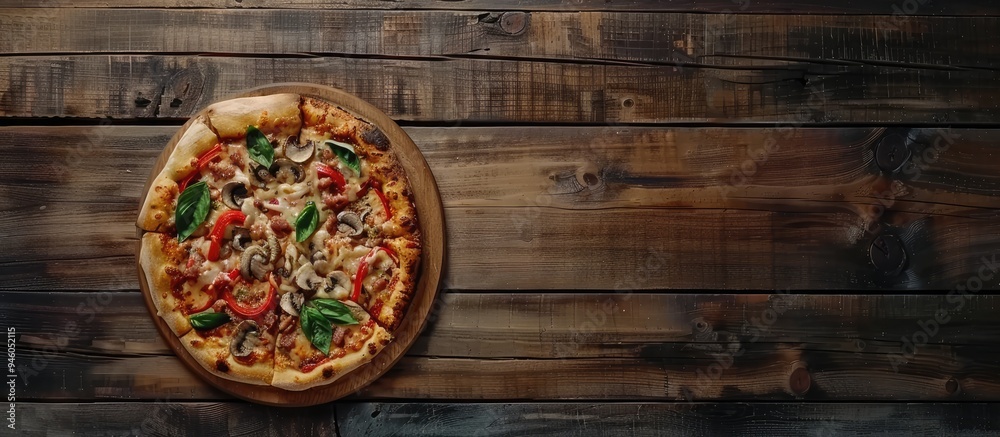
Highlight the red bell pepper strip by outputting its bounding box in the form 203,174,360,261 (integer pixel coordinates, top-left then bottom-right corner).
368,179,393,220
206,210,247,261
190,268,240,314
315,162,347,193
224,273,277,319
178,143,223,192
350,246,398,302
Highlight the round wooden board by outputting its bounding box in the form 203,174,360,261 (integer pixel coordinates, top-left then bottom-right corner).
135,83,445,406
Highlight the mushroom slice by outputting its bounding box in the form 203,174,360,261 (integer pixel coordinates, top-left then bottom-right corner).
313,270,352,301
231,227,251,251
294,263,325,291
279,291,305,316
328,270,351,291
272,158,305,184
240,245,271,282
284,138,315,163
230,320,260,358
336,211,364,237
341,300,371,323
221,182,249,210
266,233,281,264
250,164,274,187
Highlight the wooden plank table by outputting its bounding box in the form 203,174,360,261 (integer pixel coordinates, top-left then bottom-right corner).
2,2,1000,435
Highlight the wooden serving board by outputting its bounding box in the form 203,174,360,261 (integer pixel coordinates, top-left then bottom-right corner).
135,83,446,406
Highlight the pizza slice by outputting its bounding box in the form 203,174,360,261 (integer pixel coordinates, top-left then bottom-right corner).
272,297,391,391
178,276,280,386
142,232,286,386
139,232,246,337
137,94,304,234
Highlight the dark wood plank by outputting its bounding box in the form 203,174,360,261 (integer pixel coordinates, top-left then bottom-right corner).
7,291,1000,401
13,346,1000,401
0,1,996,15
2,126,999,291
7,291,1000,358
2,55,998,123
16,402,337,436
2,10,998,69
15,401,1000,436
339,402,1000,437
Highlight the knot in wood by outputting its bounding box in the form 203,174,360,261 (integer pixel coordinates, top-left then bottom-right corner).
499,12,528,35
788,366,811,396
946,378,960,395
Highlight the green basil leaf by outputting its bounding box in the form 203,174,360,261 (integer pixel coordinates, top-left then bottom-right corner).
246,125,274,169
325,140,361,175
175,181,211,242
310,299,360,326
295,201,320,243
300,305,332,355
188,311,230,330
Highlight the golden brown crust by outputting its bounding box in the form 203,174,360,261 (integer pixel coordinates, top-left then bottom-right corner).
373,238,421,331
137,117,219,232
205,93,302,140
272,324,390,391
140,233,194,336
180,324,275,386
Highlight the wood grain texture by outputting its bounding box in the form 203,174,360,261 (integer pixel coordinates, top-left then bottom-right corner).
6,291,1000,402
339,402,1000,436
15,401,1000,436
1,1,997,15
1,55,998,123
2,126,999,291
2,10,998,69
17,402,337,436
7,291,1000,358
13,345,1000,401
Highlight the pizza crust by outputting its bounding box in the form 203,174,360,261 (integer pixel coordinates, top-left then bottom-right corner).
137,117,220,232
272,325,391,391
180,329,274,386
139,233,194,337
373,238,421,331
205,93,302,139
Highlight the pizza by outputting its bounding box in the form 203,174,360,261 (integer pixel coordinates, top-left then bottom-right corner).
137,93,421,390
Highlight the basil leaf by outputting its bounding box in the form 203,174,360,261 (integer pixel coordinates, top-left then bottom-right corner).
311,299,360,326
175,181,210,242
325,140,361,175
295,201,319,243
246,125,274,169
300,305,332,355
188,311,230,330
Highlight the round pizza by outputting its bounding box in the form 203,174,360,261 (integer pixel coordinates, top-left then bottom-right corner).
137,93,421,391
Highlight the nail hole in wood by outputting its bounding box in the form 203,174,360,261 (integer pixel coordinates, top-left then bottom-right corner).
946,378,960,395
622,98,634,108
